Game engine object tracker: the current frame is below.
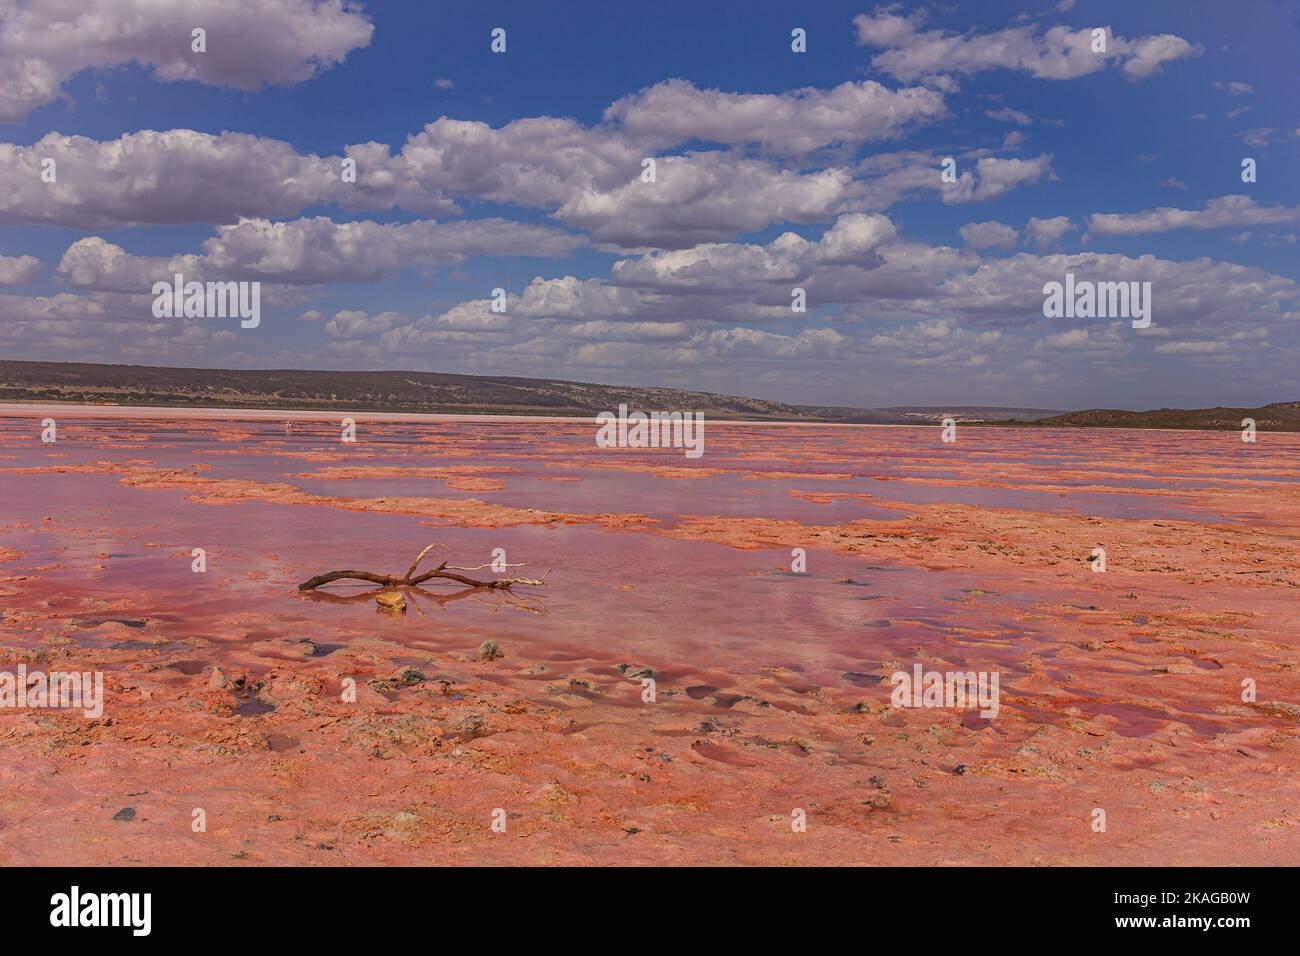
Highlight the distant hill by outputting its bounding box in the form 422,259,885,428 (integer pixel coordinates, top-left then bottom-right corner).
0,360,1059,424
883,405,1063,423
793,404,1061,424
1032,403,1300,432
6,360,1278,430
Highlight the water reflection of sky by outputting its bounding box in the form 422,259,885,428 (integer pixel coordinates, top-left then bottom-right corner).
2,415,1291,737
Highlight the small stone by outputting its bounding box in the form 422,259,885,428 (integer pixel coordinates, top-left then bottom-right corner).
451,714,488,739
953,764,968,775
375,591,406,612
209,671,244,691
617,663,654,679
476,640,504,661
112,807,136,822
392,666,426,684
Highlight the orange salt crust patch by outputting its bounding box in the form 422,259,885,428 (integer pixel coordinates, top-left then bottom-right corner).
788,490,878,504
545,461,727,479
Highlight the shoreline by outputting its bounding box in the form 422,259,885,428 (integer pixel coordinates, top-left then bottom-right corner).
0,401,907,428
0,401,1278,435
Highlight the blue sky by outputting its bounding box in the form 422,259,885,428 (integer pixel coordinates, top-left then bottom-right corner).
2,0,1298,410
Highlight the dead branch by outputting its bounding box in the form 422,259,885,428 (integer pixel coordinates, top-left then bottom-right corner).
298,542,548,593
500,568,552,587
405,542,448,581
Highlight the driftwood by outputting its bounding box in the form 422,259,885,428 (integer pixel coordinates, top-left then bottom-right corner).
297,542,550,592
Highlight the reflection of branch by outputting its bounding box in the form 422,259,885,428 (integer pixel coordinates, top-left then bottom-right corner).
297,541,551,595
299,583,548,616
300,585,480,607
467,588,549,617
298,541,551,592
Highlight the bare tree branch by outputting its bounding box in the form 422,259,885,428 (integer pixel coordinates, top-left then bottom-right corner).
297,541,548,593
444,561,525,572
404,542,448,581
